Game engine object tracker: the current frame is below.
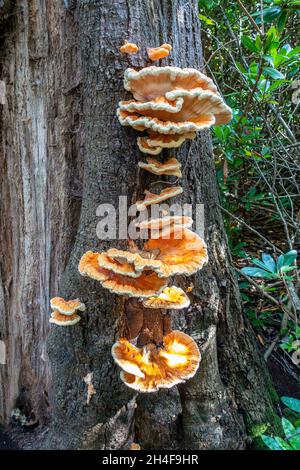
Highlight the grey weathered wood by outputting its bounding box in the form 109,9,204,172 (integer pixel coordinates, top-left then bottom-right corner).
0,0,82,424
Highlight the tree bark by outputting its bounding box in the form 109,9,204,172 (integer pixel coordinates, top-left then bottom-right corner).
0,0,82,424
0,0,280,450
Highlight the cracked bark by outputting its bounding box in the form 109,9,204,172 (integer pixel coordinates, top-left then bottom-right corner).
0,0,279,450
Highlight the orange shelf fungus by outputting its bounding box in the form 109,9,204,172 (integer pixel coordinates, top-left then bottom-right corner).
78,251,168,298
117,66,232,153
138,157,182,177
49,297,85,326
120,41,139,54
50,297,86,315
147,43,172,61
112,330,201,392
123,66,218,101
98,252,142,278
144,227,208,277
137,133,195,156
105,248,163,275
130,443,141,450
143,286,190,310
136,215,193,232
49,310,81,326
136,187,183,211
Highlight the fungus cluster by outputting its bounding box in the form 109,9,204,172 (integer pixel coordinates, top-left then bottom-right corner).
138,157,182,177
49,40,232,396
117,66,232,154
49,297,85,326
79,250,167,298
147,43,172,61
112,330,200,392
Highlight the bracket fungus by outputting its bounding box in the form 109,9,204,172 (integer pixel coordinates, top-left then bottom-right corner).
136,187,183,211
78,251,168,298
123,66,218,100
143,286,190,310
147,43,172,61
74,58,215,395
112,330,201,392
136,215,193,232
117,66,232,153
49,297,85,326
120,41,139,54
137,133,195,156
105,248,163,275
144,227,208,277
49,311,81,326
50,297,86,315
138,157,182,176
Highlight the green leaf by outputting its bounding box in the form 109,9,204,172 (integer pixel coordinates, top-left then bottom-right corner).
275,437,293,450
261,435,283,450
261,253,276,273
277,10,288,32
241,35,258,53
280,266,297,273
255,35,263,52
268,79,286,92
263,67,285,79
252,258,276,274
289,433,300,450
282,250,297,267
253,7,282,24
282,417,296,440
241,267,271,278
281,397,300,413
287,45,300,57
277,254,285,270
198,14,215,25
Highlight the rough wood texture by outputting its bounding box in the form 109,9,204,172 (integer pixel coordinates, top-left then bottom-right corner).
0,0,82,424
45,0,279,450
0,0,279,450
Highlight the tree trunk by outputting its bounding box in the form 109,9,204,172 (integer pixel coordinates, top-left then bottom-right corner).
0,0,279,450
0,0,82,424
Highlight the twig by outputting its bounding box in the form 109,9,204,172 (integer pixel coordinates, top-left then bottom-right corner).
260,0,265,35
218,204,283,253
264,335,279,361
236,268,296,321
237,57,264,128
237,0,262,34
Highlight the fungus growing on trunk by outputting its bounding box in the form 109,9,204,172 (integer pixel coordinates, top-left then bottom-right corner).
137,133,195,156
78,251,168,297
105,248,163,275
120,41,139,54
136,187,183,211
147,43,172,61
49,297,86,326
49,310,81,326
50,297,86,315
130,443,141,450
117,66,232,151
112,330,201,392
143,286,190,309
138,157,182,176
136,215,193,231
123,66,217,100
144,227,208,277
